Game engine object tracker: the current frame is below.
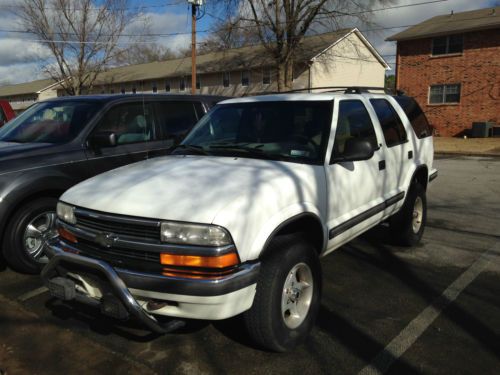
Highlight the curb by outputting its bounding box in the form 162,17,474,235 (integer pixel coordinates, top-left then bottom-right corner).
435,151,500,158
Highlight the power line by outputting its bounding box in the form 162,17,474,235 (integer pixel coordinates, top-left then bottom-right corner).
0,0,449,38
0,1,186,11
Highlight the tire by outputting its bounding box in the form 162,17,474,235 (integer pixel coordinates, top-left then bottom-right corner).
389,183,426,246
243,234,322,352
2,197,58,274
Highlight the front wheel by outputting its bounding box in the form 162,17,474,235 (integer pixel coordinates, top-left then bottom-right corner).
389,183,427,246
3,197,58,274
244,235,322,352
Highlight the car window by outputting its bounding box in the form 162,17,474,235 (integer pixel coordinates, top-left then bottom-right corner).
331,100,378,160
0,101,101,143
370,99,407,147
0,107,6,125
155,101,198,142
393,96,432,138
94,102,156,145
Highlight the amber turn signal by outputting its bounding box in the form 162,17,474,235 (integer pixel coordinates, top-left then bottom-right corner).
160,252,239,269
58,227,78,243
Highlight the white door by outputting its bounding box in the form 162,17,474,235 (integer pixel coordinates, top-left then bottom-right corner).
324,98,387,253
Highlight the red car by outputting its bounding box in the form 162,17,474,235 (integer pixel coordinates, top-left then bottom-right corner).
0,100,15,127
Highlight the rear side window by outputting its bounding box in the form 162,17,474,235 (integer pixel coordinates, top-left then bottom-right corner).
370,99,407,147
156,101,198,142
332,100,378,160
393,96,432,138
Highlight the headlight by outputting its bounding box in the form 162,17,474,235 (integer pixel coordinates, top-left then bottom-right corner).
160,222,232,247
56,202,76,224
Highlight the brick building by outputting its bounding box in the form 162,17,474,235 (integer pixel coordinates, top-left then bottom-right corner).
387,6,499,136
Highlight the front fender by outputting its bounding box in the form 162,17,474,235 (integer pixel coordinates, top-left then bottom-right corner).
213,201,326,262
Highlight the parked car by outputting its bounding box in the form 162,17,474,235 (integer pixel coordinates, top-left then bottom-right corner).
42,89,437,351
0,100,16,127
0,94,225,273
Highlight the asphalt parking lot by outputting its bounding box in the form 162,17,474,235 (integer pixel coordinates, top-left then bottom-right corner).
1,155,499,375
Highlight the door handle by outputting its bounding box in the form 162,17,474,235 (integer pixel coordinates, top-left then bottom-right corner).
379,160,386,170
408,150,413,159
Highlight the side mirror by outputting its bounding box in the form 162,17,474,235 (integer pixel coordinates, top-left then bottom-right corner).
89,132,117,148
334,138,375,163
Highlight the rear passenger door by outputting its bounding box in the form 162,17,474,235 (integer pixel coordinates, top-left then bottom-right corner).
84,101,163,176
150,100,202,158
325,99,387,250
369,98,411,214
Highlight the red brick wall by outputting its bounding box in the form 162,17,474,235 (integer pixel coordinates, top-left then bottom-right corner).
396,29,500,136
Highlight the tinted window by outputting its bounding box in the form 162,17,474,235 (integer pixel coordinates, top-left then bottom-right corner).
0,107,5,124
182,101,332,164
393,96,432,138
0,101,101,143
332,100,377,160
94,102,156,145
370,99,407,147
432,35,463,55
156,102,198,143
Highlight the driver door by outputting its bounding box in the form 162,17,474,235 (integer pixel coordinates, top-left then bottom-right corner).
325,99,387,252
84,101,161,177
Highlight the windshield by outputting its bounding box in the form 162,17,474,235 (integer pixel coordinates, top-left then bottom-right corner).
0,101,101,144
179,101,333,164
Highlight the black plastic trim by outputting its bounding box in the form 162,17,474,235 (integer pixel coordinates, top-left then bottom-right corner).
429,170,438,182
329,192,405,239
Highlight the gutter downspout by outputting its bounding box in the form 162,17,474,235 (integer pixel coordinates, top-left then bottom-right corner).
307,61,312,93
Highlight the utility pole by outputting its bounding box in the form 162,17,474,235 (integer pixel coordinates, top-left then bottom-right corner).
188,0,203,94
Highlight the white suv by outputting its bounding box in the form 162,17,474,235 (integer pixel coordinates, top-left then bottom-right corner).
43,89,437,352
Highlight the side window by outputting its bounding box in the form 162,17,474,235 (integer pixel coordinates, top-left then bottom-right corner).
393,96,432,138
0,107,6,125
332,100,378,160
95,103,156,145
370,99,407,147
156,102,198,142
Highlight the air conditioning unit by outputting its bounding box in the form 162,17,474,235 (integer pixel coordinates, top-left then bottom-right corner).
471,122,495,138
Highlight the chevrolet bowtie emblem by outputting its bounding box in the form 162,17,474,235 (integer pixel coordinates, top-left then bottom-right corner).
95,232,117,248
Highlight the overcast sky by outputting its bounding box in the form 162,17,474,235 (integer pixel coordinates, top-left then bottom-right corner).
0,0,498,86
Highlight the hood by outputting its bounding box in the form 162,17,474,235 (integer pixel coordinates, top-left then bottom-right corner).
62,155,320,224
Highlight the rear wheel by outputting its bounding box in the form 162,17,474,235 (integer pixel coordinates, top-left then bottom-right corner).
390,183,426,246
3,197,58,274
244,235,321,352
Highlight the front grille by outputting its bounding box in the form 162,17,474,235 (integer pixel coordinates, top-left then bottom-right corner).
67,208,163,273
75,212,161,241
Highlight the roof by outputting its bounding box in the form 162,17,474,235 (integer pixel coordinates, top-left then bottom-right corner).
95,28,388,85
40,93,228,103
0,78,55,97
387,6,500,41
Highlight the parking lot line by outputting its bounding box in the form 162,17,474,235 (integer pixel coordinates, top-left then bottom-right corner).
358,241,500,375
17,286,48,302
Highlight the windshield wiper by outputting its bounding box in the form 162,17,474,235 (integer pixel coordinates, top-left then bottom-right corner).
172,144,210,155
208,143,265,154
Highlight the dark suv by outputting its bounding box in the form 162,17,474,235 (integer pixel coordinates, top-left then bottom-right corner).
0,94,224,273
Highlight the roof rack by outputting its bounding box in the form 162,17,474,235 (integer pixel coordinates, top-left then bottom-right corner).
247,86,405,96
280,86,399,94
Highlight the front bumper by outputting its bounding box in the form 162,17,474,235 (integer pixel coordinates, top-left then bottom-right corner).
42,241,260,333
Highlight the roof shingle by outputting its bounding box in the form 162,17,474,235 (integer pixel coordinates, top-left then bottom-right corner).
386,6,500,41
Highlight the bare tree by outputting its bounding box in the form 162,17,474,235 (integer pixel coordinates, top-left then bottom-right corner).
212,0,396,91
17,0,141,95
114,43,179,65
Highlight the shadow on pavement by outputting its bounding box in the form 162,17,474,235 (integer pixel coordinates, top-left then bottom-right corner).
345,235,500,362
